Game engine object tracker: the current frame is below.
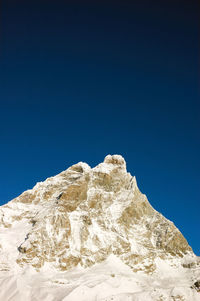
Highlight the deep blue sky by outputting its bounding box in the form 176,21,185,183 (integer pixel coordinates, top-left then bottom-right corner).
0,1,199,254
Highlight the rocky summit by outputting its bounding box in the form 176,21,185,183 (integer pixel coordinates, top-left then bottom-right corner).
0,155,199,301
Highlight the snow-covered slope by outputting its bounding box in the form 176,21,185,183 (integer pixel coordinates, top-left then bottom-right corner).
0,155,199,300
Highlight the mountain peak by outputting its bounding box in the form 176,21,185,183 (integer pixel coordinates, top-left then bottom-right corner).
0,155,199,300
103,154,126,166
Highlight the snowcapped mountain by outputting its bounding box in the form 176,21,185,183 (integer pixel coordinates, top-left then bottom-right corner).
0,155,199,300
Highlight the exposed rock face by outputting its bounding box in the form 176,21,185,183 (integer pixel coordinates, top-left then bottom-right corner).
193,280,200,292
0,155,193,274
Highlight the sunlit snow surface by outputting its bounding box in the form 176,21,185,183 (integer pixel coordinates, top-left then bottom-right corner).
0,255,200,300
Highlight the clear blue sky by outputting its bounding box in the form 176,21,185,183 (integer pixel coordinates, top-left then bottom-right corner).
0,1,199,255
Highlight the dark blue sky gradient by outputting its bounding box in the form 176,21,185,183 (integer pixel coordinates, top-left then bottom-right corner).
0,1,199,254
